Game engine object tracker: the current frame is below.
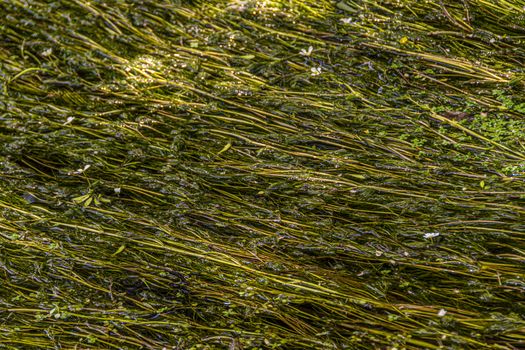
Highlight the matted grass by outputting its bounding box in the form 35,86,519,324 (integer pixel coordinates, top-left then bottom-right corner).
1,0,525,349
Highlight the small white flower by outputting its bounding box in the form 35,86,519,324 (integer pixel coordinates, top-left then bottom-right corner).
114,187,121,194
63,116,75,125
437,309,447,317
300,46,313,57
340,18,352,24
41,48,53,57
310,67,322,76
68,164,91,176
423,232,440,239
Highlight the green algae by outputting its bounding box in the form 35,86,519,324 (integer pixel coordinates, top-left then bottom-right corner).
1,0,525,349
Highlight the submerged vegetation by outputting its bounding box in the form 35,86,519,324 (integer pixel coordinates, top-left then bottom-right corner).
1,0,525,348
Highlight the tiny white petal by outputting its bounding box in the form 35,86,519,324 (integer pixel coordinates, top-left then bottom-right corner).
63,116,75,125
71,164,91,175
438,309,447,317
114,187,121,194
310,67,322,76
424,232,440,239
41,48,53,57
299,46,314,57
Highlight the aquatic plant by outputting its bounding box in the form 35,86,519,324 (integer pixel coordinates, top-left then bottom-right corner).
1,0,524,349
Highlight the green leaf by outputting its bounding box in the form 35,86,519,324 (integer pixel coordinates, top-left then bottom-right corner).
111,244,126,257
336,1,355,12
